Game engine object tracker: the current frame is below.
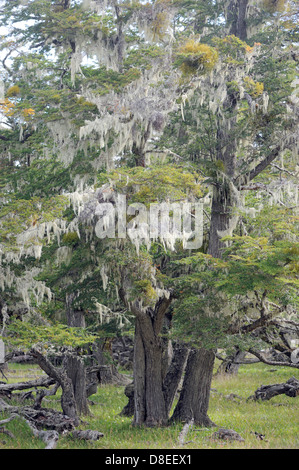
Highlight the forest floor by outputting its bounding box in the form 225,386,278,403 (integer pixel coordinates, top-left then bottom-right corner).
0,360,298,450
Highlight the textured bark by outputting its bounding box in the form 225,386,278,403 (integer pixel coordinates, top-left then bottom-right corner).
0,375,55,394
121,343,188,419
64,355,90,416
30,348,79,426
171,348,216,427
161,314,174,382
0,399,75,433
172,158,234,427
208,183,235,258
65,293,90,416
132,295,172,427
163,343,189,415
134,315,167,426
226,0,249,40
34,383,60,409
133,317,146,425
251,377,299,401
120,382,134,417
72,430,104,440
216,349,247,376
66,293,85,328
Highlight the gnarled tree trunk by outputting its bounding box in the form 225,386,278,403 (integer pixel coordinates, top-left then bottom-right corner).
131,295,172,427
30,348,79,426
171,348,216,427
64,292,90,416
121,341,188,419
64,354,90,416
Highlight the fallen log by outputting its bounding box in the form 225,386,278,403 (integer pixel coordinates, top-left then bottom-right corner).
250,376,299,401
0,398,75,433
0,376,55,394
0,410,59,448
0,413,19,439
34,383,60,409
25,420,59,449
0,406,62,448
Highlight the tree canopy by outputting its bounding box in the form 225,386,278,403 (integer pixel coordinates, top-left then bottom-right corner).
0,0,298,429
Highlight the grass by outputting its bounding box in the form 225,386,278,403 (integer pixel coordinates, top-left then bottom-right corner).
0,361,298,449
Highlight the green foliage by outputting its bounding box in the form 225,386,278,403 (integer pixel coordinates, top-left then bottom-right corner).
219,235,299,301
81,66,141,96
131,279,158,306
213,35,255,64
262,0,287,13
0,194,68,250
243,76,264,98
62,231,80,246
99,164,204,205
5,320,98,352
0,0,297,368
123,44,166,71
167,201,298,348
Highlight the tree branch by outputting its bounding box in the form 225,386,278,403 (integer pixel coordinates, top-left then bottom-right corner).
234,145,281,185
271,163,298,178
249,348,299,369
248,146,281,181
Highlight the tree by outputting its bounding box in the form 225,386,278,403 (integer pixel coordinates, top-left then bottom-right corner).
0,0,297,431
156,0,298,425
0,0,181,424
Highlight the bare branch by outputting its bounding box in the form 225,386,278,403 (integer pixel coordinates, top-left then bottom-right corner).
235,146,281,185
270,163,298,178
249,348,299,369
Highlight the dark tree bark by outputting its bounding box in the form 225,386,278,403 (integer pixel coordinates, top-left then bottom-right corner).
121,342,188,419
171,155,236,427
226,0,249,40
132,122,151,167
251,377,299,401
216,348,247,376
171,9,248,425
131,295,172,427
163,342,189,416
64,293,90,416
171,348,216,427
132,317,146,424
66,293,85,328
0,375,55,400
120,382,135,417
133,315,167,426
64,354,90,416
207,182,235,258
30,348,79,426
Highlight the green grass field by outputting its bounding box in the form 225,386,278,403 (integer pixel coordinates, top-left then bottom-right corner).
0,361,298,449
